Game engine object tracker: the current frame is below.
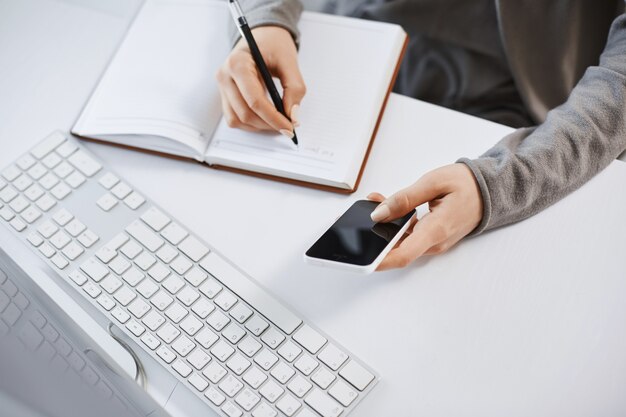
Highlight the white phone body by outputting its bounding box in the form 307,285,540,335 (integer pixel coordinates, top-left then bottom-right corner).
304,201,416,274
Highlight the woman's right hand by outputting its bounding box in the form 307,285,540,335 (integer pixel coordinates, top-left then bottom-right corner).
216,26,306,138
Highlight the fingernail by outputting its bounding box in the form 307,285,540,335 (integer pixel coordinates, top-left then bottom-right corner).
371,204,390,222
279,129,294,139
290,104,300,127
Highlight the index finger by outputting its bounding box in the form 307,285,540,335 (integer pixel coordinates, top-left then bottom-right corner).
231,66,293,133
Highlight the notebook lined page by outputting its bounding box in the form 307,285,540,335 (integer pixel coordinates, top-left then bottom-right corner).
206,13,405,187
73,0,230,158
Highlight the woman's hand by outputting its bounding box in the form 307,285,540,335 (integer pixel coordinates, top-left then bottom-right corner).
368,163,483,271
216,26,306,137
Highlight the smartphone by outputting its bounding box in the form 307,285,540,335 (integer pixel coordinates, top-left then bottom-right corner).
304,200,416,273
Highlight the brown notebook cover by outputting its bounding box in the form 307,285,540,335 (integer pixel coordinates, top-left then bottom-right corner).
75,33,408,194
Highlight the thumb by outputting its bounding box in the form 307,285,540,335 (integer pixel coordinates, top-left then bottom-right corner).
371,176,442,222
275,57,306,125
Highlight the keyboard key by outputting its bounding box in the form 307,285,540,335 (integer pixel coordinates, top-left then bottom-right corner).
141,207,170,231
288,375,313,398
9,196,29,213
207,310,230,331
276,393,301,416
187,348,211,370
251,402,277,417
172,359,192,377
199,278,222,299
184,267,207,287
226,352,251,375
97,193,117,211
238,336,262,357
180,315,203,336
165,302,188,323
205,386,226,406
24,184,44,201
339,360,374,391
21,206,41,223
189,373,209,392
170,255,192,275
37,220,58,238
277,340,302,363
27,232,44,247
101,276,123,294
171,335,196,357
157,323,180,344
259,380,283,403
230,303,253,323
142,310,165,331
56,140,78,158
215,291,238,311
65,219,86,237
53,161,74,178
0,186,18,203
111,307,130,324
8,217,25,233
148,263,170,282
294,355,319,376
113,286,136,306
50,253,68,269
311,367,335,390
62,241,84,261
136,279,159,299
50,182,71,200
200,252,302,335
27,163,46,180
120,241,142,260
128,298,150,318
203,361,227,383
293,325,327,355
123,191,145,210
261,327,285,350
98,173,119,189
13,174,33,191
111,182,132,199
38,243,55,258
318,344,348,371
221,401,243,417
211,340,235,362
31,132,65,159
270,361,295,384
178,235,209,262
80,258,109,282
194,327,219,349
222,323,246,344
161,222,188,245
35,194,56,211
328,380,358,407
50,231,71,249
219,375,243,397
151,290,173,311
65,171,85,188
243,366,267,389
52,208,73,226
156,244,178,263
134,252,156,270
163,275,184,294
68,270,87,286
122,267,144,286
83,282,101,298
254,348,278,371
156,346,176,364
235,388,260,411
109,256,131,274
77,230,99,248
16,154,36,170
126,220,164,252
97,294,115,311
140,333,160,350
191,298,215,319
177,286,199,306
68,150,101,177
42,153,61,169
2,165,21,181
39,172,59,190
305,389,343,417
0,206,14,221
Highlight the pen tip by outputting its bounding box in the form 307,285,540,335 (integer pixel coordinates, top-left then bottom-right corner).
292,131,299,146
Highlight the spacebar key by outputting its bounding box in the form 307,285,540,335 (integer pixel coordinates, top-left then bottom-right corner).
199,252,302,335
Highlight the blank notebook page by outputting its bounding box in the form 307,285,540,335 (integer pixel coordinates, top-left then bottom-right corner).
75,0,230,156
206,12,404,188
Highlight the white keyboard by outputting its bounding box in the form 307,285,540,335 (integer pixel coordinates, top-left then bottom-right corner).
0,132,377,417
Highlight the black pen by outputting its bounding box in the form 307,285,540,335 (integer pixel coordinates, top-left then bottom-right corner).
228,0,299,146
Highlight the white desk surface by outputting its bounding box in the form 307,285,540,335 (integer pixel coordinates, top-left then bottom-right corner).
2,1,626,416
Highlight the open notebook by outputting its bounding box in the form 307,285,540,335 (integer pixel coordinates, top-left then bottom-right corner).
72,0,407,192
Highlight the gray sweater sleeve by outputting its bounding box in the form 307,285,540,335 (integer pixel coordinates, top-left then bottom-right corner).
459,12,626,234
228,0,303,47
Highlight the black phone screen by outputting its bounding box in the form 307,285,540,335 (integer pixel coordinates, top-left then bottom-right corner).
306,200,415,266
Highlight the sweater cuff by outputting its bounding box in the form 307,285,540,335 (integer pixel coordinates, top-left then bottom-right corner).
229,6,302,48
456,158,492,236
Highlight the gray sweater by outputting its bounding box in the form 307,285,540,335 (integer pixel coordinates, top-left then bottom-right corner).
234,0,626,234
